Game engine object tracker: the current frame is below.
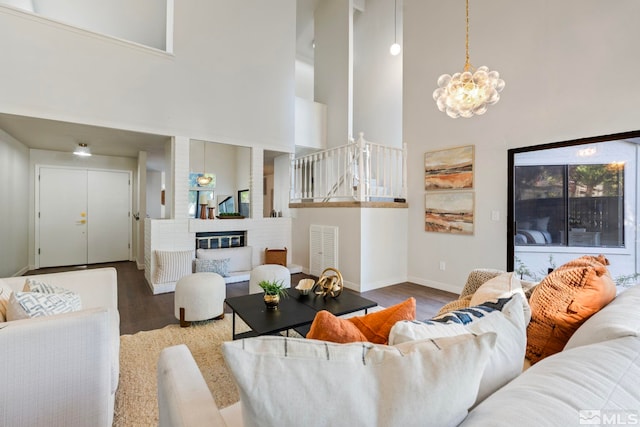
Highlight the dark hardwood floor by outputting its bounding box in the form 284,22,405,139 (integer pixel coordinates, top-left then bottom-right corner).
26,261,457,335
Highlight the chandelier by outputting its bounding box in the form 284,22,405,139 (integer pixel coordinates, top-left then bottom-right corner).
433,0,505,118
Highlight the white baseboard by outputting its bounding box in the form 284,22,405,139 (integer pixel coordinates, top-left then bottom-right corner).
406,275,462,295
13,266,31,277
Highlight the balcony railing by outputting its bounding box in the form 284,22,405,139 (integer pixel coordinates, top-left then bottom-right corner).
290,133,407,203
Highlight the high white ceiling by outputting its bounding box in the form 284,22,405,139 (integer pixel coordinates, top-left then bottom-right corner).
0,0,317,172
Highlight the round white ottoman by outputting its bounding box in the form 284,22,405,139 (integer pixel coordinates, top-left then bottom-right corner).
249,264,291,294
174,272,226,327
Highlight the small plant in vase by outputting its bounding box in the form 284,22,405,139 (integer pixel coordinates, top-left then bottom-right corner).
259,280,288,310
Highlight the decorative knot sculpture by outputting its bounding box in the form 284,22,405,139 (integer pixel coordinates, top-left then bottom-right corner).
314,267,344,298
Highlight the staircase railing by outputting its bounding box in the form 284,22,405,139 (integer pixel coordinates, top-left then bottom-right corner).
290,133,407,203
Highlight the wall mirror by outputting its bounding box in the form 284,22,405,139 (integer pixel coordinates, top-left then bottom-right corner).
189,140,250,218
264,149,290,217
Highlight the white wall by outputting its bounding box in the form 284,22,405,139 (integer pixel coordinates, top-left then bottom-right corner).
360,207,408,291
0,131,29,277
146,170,163,219
291,206,409,291
314,0,352,147
295,59,314,100
291,207,362,290
30,0,167,51
236,146,251,198
404,0,640,293
0,0,31,11
0,0,296,151
353,0,402,147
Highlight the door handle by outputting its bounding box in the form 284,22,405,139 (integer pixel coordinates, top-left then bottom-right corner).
77,219,86,224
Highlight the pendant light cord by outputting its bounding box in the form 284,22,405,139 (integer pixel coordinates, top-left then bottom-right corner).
464,0,471,71
394,0,398,43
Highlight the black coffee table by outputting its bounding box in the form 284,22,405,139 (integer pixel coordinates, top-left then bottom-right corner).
225,288,378,340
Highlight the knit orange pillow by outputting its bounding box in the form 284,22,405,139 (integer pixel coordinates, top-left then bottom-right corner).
306,298,416,344
526,255,616,364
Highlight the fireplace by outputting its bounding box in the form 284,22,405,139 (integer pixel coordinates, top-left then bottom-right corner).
195,231,247,249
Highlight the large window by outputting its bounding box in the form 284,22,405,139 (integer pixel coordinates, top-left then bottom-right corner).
507,132,640,282
515,163,624,248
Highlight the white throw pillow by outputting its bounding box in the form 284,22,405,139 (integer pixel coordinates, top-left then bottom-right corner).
222,333,497,427
469,272,531,324
564,284,640,350
0,280,12,322
390,294,527,405
7,291,82,320
154,250,193,284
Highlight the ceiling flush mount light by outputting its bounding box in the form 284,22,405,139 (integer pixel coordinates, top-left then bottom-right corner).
73,142,92,157
433,0,505,118
390,0,401,56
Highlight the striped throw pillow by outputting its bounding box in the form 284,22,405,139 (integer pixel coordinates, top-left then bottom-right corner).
154,250,193,284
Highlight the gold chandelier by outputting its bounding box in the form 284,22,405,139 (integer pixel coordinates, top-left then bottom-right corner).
433,0,505,118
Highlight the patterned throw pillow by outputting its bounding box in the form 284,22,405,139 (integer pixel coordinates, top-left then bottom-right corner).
23,279,82,311
7,291,82,320
194,258,230,277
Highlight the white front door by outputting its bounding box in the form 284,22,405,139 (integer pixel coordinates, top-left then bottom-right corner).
38,167,131,268
39,168,88,267
88,170,131,263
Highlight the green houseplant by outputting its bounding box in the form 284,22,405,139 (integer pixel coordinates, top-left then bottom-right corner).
259,280,288,310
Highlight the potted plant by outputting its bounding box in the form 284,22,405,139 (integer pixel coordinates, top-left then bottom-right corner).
259,280,288,310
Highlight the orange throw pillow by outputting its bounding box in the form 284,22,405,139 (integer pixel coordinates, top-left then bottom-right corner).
306,310,368,343
306,298,416,344
526,255,616,364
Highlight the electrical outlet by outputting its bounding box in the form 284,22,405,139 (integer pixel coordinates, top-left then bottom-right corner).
439,261,446,271
491,210,500,221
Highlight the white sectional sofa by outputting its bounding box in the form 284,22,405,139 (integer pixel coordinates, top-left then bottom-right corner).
156,283,640,427
0,267,120,427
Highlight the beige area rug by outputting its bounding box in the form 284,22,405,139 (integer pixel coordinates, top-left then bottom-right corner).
113,316,252,427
